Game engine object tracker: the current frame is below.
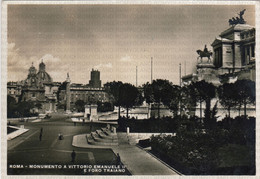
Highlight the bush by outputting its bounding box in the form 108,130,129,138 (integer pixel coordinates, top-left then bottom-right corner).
118,116,181,132
138,139,151,148
97,101,114,112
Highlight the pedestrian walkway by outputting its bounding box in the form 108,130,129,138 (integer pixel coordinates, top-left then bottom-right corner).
69,118,117,125
7,126,29,140
72,132,180,175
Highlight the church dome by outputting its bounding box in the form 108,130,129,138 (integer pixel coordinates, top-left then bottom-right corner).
39,60,46,72
36,60,53,84
36,71,53,84
28,63,36,75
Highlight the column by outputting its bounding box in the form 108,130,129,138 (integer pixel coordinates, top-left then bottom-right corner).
66,73,71,113
49,102,52,112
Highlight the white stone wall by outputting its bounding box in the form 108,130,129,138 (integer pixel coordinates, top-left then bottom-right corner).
222,44,233,68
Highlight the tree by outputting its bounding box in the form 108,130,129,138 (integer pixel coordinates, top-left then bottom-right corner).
16,101,34,117
234,80,255,117
104,81,124,119
120,83,142,118
97,101,114,112
191,80,216,122
143,79,175,119
75,100,85,112
181,85,197,117
218,83,237,118
35,102,42,112
7,95,17,118
163,85,181,117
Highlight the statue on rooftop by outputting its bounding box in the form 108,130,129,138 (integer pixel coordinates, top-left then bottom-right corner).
229,9,246,26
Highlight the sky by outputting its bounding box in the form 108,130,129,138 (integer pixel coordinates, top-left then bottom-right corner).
7,4,255,86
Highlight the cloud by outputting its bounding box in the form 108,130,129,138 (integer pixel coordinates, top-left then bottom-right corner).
120,55,131,62
94,63,113,69
7,43,70,82
37,54,70,82
8,43,30,81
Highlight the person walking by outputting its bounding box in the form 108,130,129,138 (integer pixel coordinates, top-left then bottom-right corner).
117,153,121,166
39,132,42,141
71,150,76,163
58,133,63,140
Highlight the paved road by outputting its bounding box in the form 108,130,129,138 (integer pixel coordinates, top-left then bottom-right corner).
7,113,130,175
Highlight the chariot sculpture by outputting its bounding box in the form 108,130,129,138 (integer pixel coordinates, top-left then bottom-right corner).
229,9,246,26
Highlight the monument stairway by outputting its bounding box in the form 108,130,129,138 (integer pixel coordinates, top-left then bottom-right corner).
86,127,118,146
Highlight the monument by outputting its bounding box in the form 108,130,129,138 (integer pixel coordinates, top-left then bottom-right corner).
183,9,255,85
84,104,98,121
66,73,71,113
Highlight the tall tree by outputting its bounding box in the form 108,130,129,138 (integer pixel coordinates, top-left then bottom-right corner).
120,83,142,118
104,81,124,119
234,80,255,117
143,79,174,119
181,85,197,117
218,83,237,118
191,80,216,121
163,85,181,117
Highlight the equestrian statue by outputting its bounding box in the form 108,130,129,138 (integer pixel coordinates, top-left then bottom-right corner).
197,45,213,63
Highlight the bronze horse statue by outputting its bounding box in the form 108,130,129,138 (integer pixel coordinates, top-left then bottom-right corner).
197,50,213,63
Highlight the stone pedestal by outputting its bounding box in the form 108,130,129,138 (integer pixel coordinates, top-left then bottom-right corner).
84,105,91,118
66,110,71,114
196,62,220,85
90,104,98,121
85,104,98,121
113,127,116,134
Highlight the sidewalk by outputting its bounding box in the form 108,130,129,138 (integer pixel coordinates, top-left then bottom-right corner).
69,118,117,125
7,126,29,140
72,132,179,175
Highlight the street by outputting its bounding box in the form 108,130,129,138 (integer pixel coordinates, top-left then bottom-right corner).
7,113,130,175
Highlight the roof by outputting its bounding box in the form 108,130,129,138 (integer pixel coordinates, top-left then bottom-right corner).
220,24,254,38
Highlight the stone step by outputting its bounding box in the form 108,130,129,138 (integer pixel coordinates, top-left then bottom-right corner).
86,134,118,146
101,128,117,137
91,132,118,143
96,130,117,140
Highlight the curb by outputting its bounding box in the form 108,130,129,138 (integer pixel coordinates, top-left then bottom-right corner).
7,126,29,140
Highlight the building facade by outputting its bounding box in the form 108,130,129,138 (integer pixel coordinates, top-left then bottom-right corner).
182,23,255,86
181,14,256,118
57,69,110,112
7,61,59,113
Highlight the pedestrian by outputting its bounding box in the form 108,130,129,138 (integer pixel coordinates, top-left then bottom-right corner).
39,133,42,141
40,127,43,134
117,153,121,166
74,122,76,126
71,150,76,163
82,118,85,126
58,133,63,140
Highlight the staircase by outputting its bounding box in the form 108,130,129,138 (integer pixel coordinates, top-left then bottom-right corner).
86,127,118,146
